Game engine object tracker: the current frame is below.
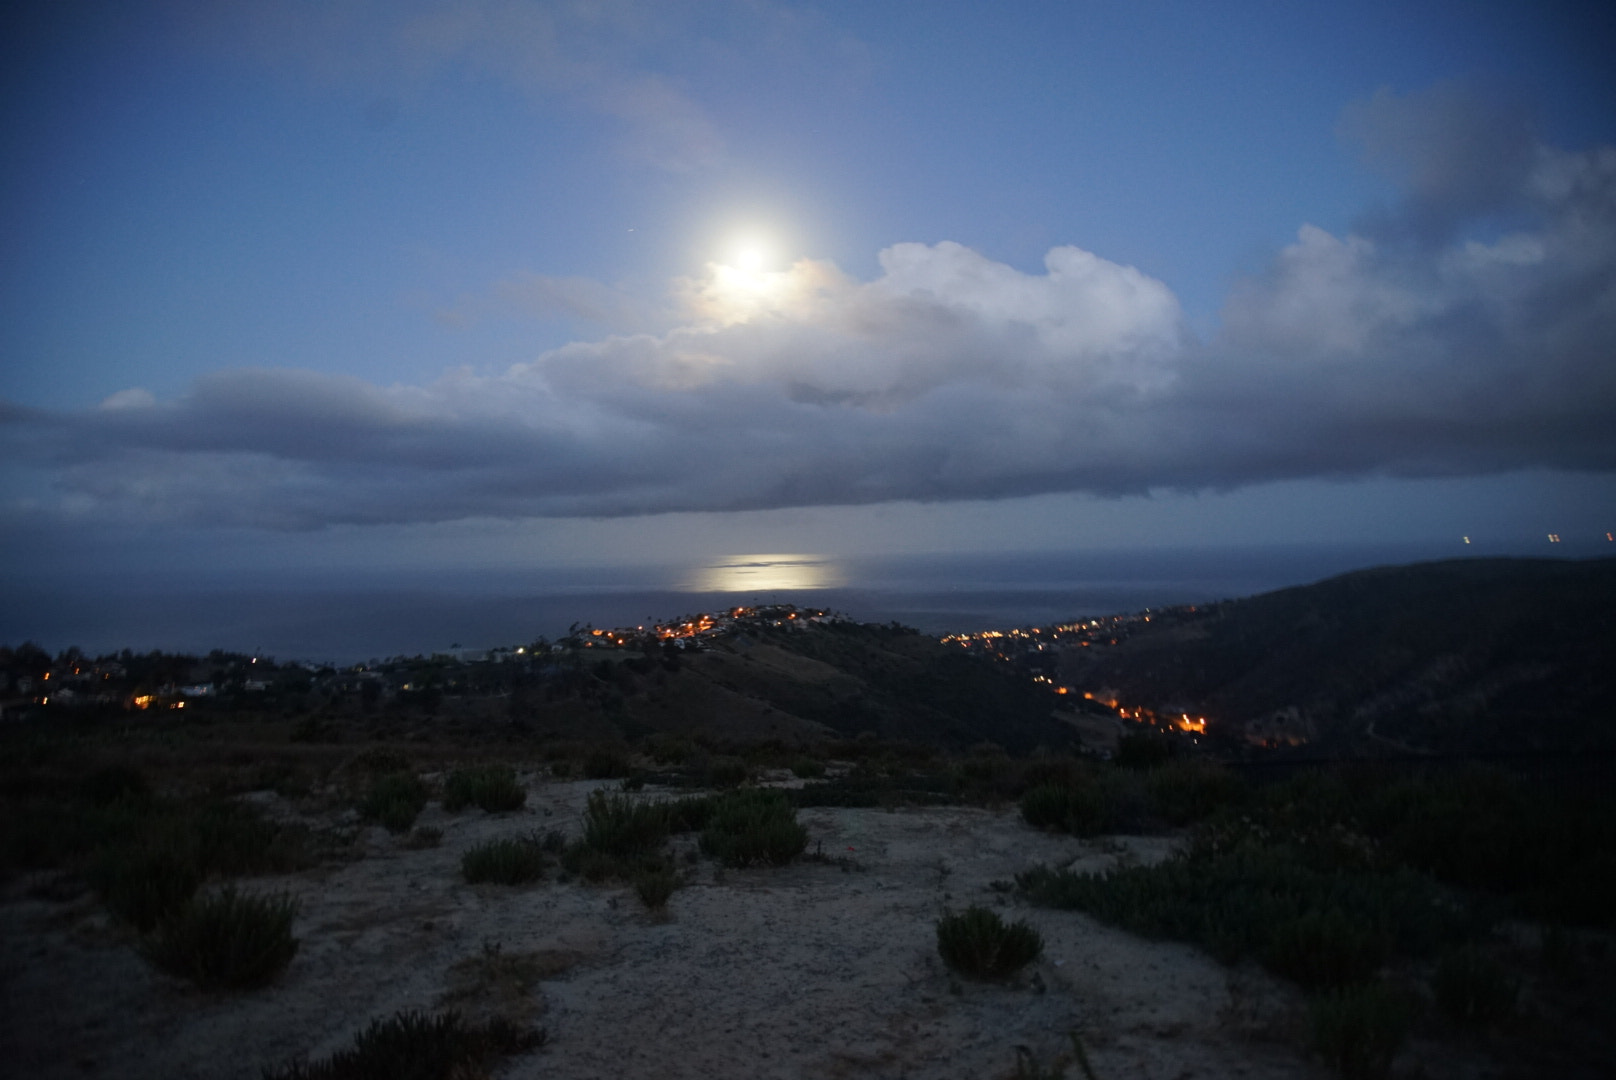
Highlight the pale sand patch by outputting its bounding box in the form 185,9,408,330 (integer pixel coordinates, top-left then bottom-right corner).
1,779,1326,1079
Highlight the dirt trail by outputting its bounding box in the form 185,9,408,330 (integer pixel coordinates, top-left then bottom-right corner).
1,779,1326,1079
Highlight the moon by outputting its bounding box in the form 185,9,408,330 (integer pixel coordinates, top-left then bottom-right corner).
732,243,767,272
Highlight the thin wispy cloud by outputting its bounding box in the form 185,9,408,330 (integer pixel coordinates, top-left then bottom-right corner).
169,0,728,172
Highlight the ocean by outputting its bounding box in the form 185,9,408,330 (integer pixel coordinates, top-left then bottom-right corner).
3,540,1608,664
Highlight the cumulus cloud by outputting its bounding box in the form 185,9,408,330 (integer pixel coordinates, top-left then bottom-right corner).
4,89,1613,529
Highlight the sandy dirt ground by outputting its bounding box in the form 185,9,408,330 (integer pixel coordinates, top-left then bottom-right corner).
1,776,1332,1080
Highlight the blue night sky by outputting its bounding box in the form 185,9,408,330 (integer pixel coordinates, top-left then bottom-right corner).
3,0,1615,601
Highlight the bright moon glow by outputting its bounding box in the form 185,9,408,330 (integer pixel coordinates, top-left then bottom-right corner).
691,230,822,325
687,554,842,591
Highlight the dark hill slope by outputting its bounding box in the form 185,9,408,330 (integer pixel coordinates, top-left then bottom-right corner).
1060,558,1616,754
547,621,1077,754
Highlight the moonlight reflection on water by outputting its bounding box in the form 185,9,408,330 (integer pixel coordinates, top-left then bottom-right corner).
687,554,843,592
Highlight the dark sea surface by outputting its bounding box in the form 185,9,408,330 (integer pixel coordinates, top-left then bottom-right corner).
4,539,1609,663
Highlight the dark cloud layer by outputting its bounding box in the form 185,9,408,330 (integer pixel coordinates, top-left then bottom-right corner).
5,89,1614,529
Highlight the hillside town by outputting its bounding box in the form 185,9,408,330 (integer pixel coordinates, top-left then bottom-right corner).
0,604,844,721
0,601,1233,747
941,606,1217,739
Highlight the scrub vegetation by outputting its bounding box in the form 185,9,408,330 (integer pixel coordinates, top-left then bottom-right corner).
3,571,1614,1076
141,885,300,990
442,765,527,814
935,905,1043,980
262,1009,545,1080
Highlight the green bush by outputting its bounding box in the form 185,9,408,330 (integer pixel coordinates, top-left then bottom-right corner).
790,758,826,780
558,842,623,883
78,764,153,806
632,863,679,911
403,826,443,849
1433,946,1518,1028
663,794,714,834
141,885,299,989
936,905,1043,980
442,766,526,813
360,772,429,833
192,801,309,876
90,835,202,932
705,757,749,788
699,789,807,867
581,790,671,858
582,747,633,780
1017,830,1476,983
792,772,960,810
263,1009,545,1080
1144,760,1246,825
461,836,546,885
1308,982,1414,1080
1263,908,1388,989
1019,783,1075,830
1018,772,1142,837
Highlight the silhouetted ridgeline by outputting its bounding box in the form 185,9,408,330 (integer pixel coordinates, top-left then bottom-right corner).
1061,557,1616,757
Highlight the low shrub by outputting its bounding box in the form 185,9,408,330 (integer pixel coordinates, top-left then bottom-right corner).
1017,830,1476,984
936,905,1043,980
558,842,624,883
78,764,153,806
90,834,202,932
699,789,807,867
793,773,960,810
663,795,714,833
360,772,429,833
262,1009,545,1080
1018,772,1143,837
1308,982,1415,1080
442,767,526,813
192,801,309,876
1263,908,1388,989
582,747,633,780
142,885,299,989
581,790,671,859
790,757,826,780
1114,731,1176,769
705,757,749,788
632,863,679,911
1144,760,1246,825
1433,945,1518,1028
462,836,545,885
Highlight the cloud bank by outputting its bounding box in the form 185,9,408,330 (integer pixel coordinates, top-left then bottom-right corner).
5,88,1614,529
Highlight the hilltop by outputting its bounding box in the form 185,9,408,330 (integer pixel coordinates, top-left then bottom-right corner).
0,607,1078,756
1051,557,1616,756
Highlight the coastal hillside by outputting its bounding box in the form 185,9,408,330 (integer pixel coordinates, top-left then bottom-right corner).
520,620,1079,754
1057,557,1616,755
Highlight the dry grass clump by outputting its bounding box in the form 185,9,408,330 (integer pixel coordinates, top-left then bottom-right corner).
359,772,429,833
461,835,546,885
442,766,526,813
935,905,1043,980
1308,982,1416,1080
631,862,679,911
262,1008,545,1080
699,788,806,868
141,885,299,989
